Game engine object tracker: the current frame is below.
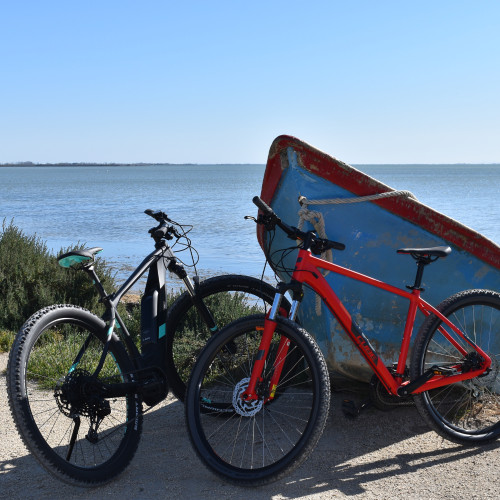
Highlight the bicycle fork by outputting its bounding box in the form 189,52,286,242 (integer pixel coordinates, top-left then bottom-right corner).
242,283,302,403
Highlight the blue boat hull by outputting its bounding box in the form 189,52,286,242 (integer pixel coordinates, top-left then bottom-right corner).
259,136,500,382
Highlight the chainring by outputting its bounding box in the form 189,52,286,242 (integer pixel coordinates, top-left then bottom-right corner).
369,372,414,411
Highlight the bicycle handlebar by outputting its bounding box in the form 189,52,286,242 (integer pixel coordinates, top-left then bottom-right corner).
145,209,172,223
151,221,170,240
252,196,274,215
252,196,345,253
145,209,182,243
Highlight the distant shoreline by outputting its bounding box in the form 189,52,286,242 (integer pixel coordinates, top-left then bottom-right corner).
0,162,265,167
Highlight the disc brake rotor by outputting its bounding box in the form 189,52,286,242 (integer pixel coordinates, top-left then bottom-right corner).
232,377,264,417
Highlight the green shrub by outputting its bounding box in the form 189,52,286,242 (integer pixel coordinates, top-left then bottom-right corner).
0,329,15,352
0,220,117,332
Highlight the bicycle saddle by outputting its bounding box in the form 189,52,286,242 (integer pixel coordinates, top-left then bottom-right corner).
58,247,103,268
397,246,451,259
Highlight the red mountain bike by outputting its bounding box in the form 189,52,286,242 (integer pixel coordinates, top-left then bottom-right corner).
185,196,500,486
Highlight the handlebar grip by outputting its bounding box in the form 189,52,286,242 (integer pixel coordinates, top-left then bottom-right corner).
253,196,274,216
330,241,346,251
145,209,171,223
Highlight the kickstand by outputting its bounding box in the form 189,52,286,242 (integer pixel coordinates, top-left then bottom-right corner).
342,399,371,420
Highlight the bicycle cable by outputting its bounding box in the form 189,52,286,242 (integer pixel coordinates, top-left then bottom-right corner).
163,217,200,275
261,220,329,304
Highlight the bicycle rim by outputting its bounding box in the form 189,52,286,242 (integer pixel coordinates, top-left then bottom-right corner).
416,291,500,440
9,306,142,484
186,315,330,485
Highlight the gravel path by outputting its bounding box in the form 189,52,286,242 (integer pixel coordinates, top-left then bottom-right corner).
1,351,499,499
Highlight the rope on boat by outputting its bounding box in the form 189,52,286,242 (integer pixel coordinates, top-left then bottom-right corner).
298,189,417,209
297,190,417,315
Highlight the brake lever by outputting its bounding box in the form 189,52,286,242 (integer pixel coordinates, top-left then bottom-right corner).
244,214,277,231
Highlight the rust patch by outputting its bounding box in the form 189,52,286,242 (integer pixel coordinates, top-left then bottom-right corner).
474,265,491,281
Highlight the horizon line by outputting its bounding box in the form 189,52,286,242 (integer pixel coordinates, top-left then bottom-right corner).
1,161,500,167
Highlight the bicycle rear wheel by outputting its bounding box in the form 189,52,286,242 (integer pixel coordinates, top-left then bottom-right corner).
411,289,500,444
165,275,288,401
185,314,330,486
7,304,142,486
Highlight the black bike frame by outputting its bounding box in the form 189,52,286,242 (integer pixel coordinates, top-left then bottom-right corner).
84,243,193,376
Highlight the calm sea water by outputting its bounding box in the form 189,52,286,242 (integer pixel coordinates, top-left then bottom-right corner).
1,163,499,289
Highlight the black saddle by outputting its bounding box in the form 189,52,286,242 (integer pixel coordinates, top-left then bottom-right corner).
397,246,451,260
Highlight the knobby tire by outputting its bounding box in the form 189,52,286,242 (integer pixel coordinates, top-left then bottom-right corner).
411,289,500,444
185,314,330,486
7,304,143,486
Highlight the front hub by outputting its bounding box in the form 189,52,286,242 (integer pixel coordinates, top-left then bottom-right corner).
233,378,263,417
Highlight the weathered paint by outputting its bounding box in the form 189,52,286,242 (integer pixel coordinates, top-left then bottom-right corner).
258,136,500,382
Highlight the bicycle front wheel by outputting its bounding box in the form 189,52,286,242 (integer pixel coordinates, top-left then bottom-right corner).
7,304,143,486
185,314,330,486
411,289,500,444
165,275,288,401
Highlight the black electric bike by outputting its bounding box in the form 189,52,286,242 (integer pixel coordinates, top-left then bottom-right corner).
7,209,288,486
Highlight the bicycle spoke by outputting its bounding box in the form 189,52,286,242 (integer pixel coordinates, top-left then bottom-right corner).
188,315,330,483
413,291,500,443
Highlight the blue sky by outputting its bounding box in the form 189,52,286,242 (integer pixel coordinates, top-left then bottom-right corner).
1,1,499,164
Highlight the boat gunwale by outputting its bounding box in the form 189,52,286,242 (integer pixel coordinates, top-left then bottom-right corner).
258,134,500,270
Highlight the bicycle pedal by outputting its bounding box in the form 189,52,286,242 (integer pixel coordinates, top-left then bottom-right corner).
432,366,457,376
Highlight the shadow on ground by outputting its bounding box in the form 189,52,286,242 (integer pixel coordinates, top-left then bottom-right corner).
2,376,499,500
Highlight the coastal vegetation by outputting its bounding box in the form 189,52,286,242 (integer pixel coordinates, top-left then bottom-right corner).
0,221,259,364
0,220,263,392
0,220,126,352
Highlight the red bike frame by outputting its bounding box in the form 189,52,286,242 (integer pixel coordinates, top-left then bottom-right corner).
245,247,492,400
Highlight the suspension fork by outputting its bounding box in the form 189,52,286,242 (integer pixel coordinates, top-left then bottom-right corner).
243,282,302,401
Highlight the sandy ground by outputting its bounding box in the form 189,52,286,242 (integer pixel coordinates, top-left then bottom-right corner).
1,351,499,499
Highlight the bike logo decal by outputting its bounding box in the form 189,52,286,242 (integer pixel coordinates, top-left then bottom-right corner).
351,322,379,365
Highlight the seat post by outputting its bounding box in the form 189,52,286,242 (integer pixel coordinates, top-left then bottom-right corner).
84,265,108,300
397,246,451,292
408,258,430,292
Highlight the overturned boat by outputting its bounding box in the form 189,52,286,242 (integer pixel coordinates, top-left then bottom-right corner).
258,135,500,382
